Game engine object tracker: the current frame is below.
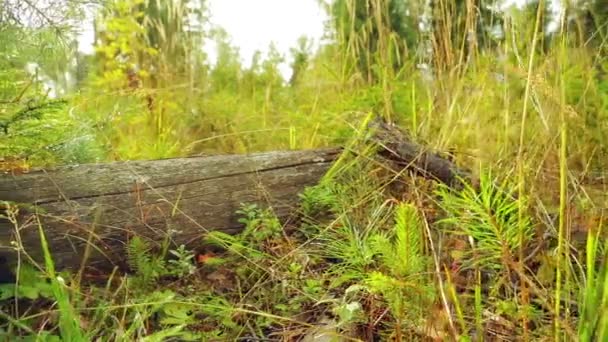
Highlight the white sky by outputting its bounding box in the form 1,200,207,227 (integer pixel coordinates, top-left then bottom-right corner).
77,0,328,79
205,0,327,75
77,0,547,79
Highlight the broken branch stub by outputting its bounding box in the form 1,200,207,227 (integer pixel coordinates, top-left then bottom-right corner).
367,118,472,189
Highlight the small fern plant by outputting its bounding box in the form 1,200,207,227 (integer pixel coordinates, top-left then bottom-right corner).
127,236,168,288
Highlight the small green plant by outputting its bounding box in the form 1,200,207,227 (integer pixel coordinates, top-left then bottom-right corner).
299,183,340,217
0,264,54,301
365,203,434,327
436,171,534,271
37,213,85,341
371,203,427,278
578,221,608,341
167,245,196,277
333,294,365,328
204,203,279,267
324,215,381,272
126,236,197,285
237,203,283,244
126,236,168,288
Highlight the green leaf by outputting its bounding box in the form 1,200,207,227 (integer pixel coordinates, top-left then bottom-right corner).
334,301,362,326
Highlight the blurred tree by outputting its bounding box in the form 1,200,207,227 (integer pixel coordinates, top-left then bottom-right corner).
522,0,553,52
289,36,313,87
328,0,420,83
553,0,607,107
208,27,242,93
566,0,607,54
135,0,207,87
94,0,206,89
503,0,553,60
430,0,503,72
93,0,208,140
0,1,105,165
0,0,85,97
259,43,285,90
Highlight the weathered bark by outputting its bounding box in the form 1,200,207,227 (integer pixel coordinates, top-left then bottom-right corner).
0,149,340,271
0,120,470,272
367,119,471,189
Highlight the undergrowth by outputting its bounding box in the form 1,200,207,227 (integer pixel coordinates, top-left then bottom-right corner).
2,137,606,340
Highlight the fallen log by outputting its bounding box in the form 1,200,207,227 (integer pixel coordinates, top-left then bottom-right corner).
0,119,471,272
0,149,341,272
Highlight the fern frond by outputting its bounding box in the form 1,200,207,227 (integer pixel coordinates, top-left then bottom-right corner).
127,236,166,287
127,236,152,272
